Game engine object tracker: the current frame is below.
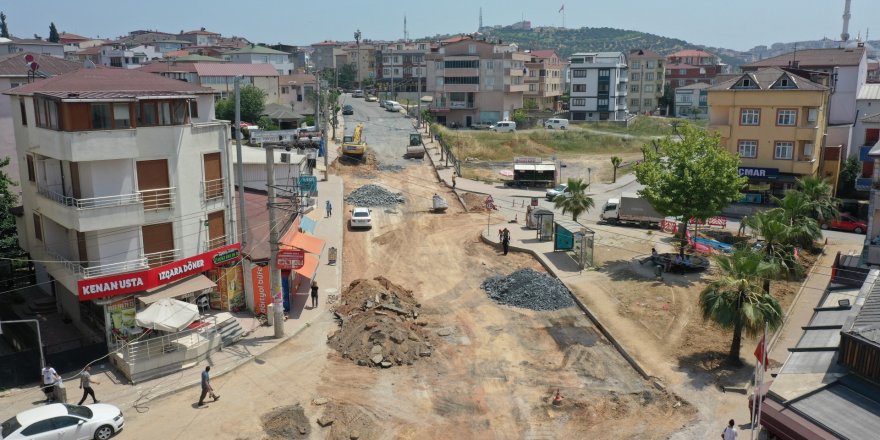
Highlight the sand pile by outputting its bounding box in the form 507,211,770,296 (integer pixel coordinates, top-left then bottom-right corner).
329,277,433,368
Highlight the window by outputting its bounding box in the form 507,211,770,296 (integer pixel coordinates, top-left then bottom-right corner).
646,60,656,69
159,102,172,125
644,84,654,93
572,69,587,78
190,100,199,118
140,102,157,126
774,141,793,159
19,100,27,125
630,85,639,93
740,109,760,125
444,60,479,69
34,96,59,130
26,155,35,182
679,94,693,103
807,108,818,123
528,84,537,92
573,84,586,92
777,109,796,126
91,103,112,129
113,103,131,128
598,84,609,92
444,76,479,85
631,61,641,69
677,79,686,86
631,73,641,81
645,72,654,81
631,98,639,106
643,98,653,107
281,86,289,94
467,44,476,54
699,94,707,105
738,140,758,158
803,142,814,158
33,213,42,241
679,68,687,75
598,98,609,106
599,69,609,77
571,98,586,107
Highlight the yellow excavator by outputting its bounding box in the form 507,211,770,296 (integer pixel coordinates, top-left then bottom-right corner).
341,123,367,160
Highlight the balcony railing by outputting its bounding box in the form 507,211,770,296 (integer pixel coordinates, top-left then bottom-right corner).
120,316,221,362
145,249,180,268
44,248,85,277
83,258,149,278
37,184,142,209
140,187,175,211
206,235,227,251
203,179,225,201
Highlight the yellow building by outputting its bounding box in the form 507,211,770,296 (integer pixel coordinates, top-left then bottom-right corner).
708,67,834,200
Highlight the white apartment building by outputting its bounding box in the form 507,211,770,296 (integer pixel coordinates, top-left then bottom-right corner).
627,49,665,115
4,67,236,340
568,52,628,121
223,45,294,75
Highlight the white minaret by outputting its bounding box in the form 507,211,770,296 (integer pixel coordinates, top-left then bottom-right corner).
841,0,852,42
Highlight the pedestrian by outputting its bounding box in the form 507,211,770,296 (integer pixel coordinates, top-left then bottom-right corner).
77,365,100,405
738,216,748,236
451,173,456,190
325,200,332,218
310,280,319,308
498,229,503,242
41,364,60,403
198,366,219,407
722,419,738,440
502,228,511,255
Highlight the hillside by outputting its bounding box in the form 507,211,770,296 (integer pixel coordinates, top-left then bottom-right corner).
472,26,750,68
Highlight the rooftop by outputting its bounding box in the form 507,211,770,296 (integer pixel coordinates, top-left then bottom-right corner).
226,45,289,55
193,63,279,77
667,49,717,59
675,82,712,91
0,52,82,77
4,67,214,98
858,83,880,100
743,47,866,69
628,48,663,59
709,67,827,92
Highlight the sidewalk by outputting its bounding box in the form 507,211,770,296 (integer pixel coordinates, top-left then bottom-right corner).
0,139,345,422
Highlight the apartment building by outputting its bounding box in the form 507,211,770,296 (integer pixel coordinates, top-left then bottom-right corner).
4,67,237,341
377,41,430,95
665,49,723,92
425,38,529,126
71,42,160,69
627,49,665,115
138,62,280,102
674,82,709,118
342,42,377,86
310,40,344,71
708,67,833,200
0,37,65,57
524,49,564,111
568,52,628,121
223,44,294,75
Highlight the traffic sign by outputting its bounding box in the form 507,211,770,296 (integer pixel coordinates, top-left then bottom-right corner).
485,195,497,210
276,249,305,270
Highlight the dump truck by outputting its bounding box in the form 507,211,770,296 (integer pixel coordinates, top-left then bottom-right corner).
600,193,664,227
341,123,367,159
404,132,425,159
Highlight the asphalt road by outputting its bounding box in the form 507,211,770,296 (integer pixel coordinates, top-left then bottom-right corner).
339,94,418,168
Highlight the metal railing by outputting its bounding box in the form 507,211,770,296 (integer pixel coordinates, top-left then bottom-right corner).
83,258,149,278
205,235,227,251
202,178,224,201
122,316,224,363
43,248,85,277
144,249,180,268
140,187,175,211
37,184,142,209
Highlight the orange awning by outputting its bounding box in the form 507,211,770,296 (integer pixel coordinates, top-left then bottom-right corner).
281,231,325,255
293,253,319,279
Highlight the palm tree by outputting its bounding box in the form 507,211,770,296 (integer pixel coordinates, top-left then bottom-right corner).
554,178,595,221
747,209,806,295
699,248,784,365
610,156,622,183
796,176,839,222
772,191,823,249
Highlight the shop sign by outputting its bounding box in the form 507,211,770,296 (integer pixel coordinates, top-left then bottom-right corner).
251,264,270,315
738,167,778,178
299,175,318,192
77,244,242,301
212,248,241,266
276,249,305,270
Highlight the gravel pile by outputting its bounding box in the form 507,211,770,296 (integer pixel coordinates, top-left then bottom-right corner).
481,268,575,311
261,404,310,439
344,184,405,207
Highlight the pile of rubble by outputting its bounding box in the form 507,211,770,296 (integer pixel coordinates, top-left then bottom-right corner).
328,277,433,368
261,404,311,439
344,184,405,207
481,268,575,311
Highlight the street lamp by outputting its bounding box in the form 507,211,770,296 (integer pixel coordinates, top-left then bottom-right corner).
354,29,362,91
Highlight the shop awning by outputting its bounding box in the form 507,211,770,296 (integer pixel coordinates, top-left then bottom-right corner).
294,253,319,279
281,231,325,255
137,274,216,306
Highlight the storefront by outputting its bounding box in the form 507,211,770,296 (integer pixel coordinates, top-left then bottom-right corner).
738,167,799,203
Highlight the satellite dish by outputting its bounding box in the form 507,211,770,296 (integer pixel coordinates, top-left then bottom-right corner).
30,62,39,72
24,54,34,63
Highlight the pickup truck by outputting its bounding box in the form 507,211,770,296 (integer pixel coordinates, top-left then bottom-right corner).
600,193,664,227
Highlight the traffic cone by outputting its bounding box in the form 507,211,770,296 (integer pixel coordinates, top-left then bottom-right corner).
552,389,563,405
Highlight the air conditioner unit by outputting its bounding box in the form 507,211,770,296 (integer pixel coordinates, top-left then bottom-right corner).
280,153,290,163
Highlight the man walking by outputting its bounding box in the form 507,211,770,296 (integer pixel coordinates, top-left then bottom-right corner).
41,364,60,403
738,216,748,237
325,200,332,218
197,366,219,407
501,228,511,255
77,365,100,405
722,419,738,440
310,280,319,308
451,173,456,190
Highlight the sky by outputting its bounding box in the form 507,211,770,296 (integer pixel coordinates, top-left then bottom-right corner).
2,0,878,52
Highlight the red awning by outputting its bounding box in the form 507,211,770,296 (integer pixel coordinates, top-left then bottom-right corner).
293,253,319,279
282,231,325,255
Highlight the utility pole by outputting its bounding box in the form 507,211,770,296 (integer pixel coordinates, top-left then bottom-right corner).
390,48,395,101
316,74,328,181
234,77,247,249
265,145,284,338
354,29,362,91
417,53,422,128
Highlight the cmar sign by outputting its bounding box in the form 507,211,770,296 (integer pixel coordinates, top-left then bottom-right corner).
738,167,778,178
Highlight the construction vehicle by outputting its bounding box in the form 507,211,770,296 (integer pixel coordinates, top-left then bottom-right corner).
404,132,425,159
341,123,367,159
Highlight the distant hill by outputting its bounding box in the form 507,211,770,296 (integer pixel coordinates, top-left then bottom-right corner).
471,26,750,68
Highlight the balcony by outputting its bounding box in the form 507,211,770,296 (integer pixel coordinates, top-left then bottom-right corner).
203,178,225,202
792,159,818,175
140,187,175,211
43,247,149,279
145,249,180,268
619,76,628,82
36,184,146,232
32,127,139,162
206,235,227,251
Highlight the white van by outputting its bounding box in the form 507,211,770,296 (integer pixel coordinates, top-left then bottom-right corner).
492,121,517,132
385,101,403,112
544,118,569,130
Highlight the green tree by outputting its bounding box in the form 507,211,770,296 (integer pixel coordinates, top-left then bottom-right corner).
335,63,357,90
511,108,528,125
699,248,784,365
837,156,861,198
795,176,839,222
256,116,279,131
633,123,746,237
610,156,622,183
658,84,675,116
746,209,806,296
214,85,266,123
523,99,538,111
0,12,9,38
0,157,22,257
772,192,823,249
553,178,595,221
48,22,59,43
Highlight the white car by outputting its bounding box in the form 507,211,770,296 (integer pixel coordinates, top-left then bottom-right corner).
1,403,124,440
546,183,570,201
349,207,373,229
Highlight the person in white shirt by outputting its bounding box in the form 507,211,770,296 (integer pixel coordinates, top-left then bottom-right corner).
722,419,738,440
41,364,60,403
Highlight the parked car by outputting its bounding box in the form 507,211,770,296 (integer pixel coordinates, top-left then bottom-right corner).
821,213,867,234
385,101,403,112
365,95,378,102
1,403,124,440
342,104,354,115
491,121,516,132
545,183,570,201
379,100,388,109
349,207,372,229
544,118,569,130
352,89,364,98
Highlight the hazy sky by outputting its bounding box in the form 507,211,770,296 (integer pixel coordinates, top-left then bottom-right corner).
2,0,877,52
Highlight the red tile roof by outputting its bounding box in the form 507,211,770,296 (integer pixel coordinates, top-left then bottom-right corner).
311,40,339,46
76,46,104,55
742,47,866,69
137,61,197,73
183,29,220,35
530,49,558,59
668,49,716,58
4,67,214,98
0,52,82,77
629,48,663,59
279,73,316,85
59,32,90,42
193,63,279,77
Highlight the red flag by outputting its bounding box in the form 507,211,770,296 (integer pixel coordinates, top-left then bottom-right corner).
754,335,768,371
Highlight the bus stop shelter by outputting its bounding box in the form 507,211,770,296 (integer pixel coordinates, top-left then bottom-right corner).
553,219,595,269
